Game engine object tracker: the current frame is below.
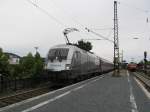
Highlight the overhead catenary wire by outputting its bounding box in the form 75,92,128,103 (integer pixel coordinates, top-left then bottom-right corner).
27,0,99,41
47,0,115,41
118,0,150,24
26,0,100,44
118,0,150,42
106,28,113,38
27,0,114,44
84,28,114,42
118,1,150,14
47,0,86,29
85,28,114,43
26,0,67,27
89,27,113,31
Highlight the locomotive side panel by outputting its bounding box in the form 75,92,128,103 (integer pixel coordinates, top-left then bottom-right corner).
101,58,113,73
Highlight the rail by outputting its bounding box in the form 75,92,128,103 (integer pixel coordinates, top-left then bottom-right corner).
0,71,112,108
0,82,58,108
134,72,150,92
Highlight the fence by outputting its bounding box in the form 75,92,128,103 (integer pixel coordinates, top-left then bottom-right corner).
0,73,50,93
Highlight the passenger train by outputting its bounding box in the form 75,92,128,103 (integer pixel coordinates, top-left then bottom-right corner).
127,63,137,72
45,44,114,83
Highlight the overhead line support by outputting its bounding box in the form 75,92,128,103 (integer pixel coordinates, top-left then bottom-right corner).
113,1,120,75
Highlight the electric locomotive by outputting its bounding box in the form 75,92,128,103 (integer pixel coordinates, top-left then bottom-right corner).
45,44,113,82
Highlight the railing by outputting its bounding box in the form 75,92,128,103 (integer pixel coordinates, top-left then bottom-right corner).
0,74,50,93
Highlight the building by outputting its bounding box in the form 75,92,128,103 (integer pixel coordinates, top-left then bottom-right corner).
4,52,21,65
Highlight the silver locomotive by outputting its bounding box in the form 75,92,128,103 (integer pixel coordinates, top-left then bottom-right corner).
45,44,113,82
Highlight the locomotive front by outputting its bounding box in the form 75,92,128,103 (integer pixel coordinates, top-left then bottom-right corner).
46,47,71,71
45,45,73,81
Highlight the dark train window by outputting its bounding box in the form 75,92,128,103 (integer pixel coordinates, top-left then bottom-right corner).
48,48,69,60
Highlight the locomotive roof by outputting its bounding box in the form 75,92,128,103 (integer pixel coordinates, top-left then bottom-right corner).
51,44,92,53
51,44,76,48
50,44,113,64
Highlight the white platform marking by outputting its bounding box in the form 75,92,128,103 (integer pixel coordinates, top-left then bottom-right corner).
73,85,85,91
21,75,105,112
22,91,71,112
127,71,139,112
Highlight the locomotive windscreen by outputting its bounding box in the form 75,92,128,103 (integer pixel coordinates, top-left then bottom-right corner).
48,48,69,61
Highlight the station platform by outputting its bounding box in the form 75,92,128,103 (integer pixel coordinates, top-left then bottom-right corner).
0,70,150,112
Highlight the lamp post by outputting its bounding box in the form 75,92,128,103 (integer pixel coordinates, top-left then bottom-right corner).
34,47,38,54
144,51,147,74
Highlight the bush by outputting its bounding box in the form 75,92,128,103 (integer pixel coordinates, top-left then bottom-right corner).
74,40,93,51
20,52,44,78
0,48,9,76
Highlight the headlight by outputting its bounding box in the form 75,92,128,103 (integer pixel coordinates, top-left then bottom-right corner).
65,64,70,70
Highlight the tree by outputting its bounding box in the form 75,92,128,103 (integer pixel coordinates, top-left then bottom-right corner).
138,60,150,65
9,64,23,79
0,51,44,79
75,40,93,51
19,52,44,79
20,52,35,78
33,52,44,78
0,48,9,76
147,61,150,65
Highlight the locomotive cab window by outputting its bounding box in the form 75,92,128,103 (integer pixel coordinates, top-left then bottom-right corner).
48,48,69,61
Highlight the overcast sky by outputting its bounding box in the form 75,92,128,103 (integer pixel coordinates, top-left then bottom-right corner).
0,0,150,62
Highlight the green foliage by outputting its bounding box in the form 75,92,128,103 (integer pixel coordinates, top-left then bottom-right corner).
19,53,34,78
0,48,9,76
9,64,23,79
74,40,93,51
0,48,44,79
138,60,150,65
20,52,44,78
139,60,144,64
146,61,150,65
33,52,44,77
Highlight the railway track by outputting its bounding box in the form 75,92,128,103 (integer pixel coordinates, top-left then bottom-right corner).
0,82,63,108
0,73,107,108
134,72,150,92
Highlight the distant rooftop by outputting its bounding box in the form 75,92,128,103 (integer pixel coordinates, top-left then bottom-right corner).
4,52,21,58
